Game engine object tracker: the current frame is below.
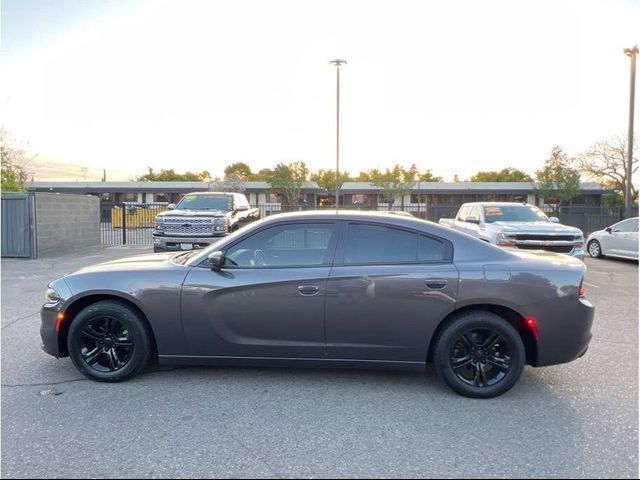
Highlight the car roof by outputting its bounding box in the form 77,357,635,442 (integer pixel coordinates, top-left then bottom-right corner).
463,202,533,207
182,191,235,196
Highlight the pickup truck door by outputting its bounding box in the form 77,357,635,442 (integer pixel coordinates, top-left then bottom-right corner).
324,222,458,363
180,222,338,359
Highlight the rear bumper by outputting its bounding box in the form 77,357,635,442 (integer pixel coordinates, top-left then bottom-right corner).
534,298,594,367
152,234,226,251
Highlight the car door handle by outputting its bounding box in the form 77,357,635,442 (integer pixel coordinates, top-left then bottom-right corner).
298,285,320,296
425,280,447,290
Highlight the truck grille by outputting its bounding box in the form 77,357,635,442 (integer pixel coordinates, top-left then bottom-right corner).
161,217,220,236
515,234,577,241
517,245,574,253
164,225,213,236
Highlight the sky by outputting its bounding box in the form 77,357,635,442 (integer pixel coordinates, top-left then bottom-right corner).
1,0,638,182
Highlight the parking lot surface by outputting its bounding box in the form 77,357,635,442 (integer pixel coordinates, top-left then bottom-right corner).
2,246,638,478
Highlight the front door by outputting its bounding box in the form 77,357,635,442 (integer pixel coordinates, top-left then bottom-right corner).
324,222,459,363
181,222,339,358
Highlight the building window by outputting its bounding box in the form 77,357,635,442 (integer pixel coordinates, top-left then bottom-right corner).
410,194,427,204
100,193,111,201
123,192,136,202
268,193,280,203
154,193,168,203
352,194,367,205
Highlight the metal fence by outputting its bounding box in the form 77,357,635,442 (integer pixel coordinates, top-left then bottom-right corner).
1,193,36,258
100,202,638,246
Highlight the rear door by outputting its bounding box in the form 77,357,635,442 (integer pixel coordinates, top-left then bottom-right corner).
324,222,459,363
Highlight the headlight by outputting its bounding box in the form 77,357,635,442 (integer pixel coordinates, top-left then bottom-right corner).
496,231,516,246
45,288,61,305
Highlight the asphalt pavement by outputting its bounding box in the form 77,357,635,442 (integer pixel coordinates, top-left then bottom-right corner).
1,245,638,478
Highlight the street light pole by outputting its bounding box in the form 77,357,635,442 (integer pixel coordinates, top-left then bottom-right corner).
624,45,638,219
330,59,347,208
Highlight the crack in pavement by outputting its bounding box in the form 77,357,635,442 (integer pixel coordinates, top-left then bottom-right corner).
1,311,40,330
1,365,196,389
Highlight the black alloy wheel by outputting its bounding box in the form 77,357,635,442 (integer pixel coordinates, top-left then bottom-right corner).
433,311,525,398
68,300,153,382
449,329,512,388
79,316,133,372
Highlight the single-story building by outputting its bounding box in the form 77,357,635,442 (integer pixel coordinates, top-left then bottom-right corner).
25,181,327,208
338,181,611,213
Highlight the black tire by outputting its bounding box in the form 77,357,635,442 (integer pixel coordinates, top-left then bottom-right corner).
153,247,163,253
433,311,525,399
67,300,153,382
587,240,603,258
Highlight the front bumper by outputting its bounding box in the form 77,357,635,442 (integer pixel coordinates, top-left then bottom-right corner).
40,306,62,358
152,234,226,251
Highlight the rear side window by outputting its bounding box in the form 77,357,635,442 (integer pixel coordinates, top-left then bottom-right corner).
343,223,450,264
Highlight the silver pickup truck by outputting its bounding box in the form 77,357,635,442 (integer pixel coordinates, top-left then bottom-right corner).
152,192,260,252
439,202,584,258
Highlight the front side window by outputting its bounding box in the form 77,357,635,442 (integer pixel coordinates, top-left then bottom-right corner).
224,223,337,267
343,223,448,264
612,218,638,233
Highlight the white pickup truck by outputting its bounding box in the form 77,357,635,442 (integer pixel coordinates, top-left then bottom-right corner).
439,202,584,259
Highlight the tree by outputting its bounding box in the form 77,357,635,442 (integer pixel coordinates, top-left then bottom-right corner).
468,168,533,182
267,161,309,206
371,164,414,206
135,168,210,181
1,128,33,192
576,135,638,202
223,162,253,180
535,147,581,212
310,169,353,191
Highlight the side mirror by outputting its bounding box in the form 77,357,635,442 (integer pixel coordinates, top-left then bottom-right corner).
167,204,176,210
466,216,480,224
208,251,224,270
549,216,560,223
236,205,249,211
605,227,612,234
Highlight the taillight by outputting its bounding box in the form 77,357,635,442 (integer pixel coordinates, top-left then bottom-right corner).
579,284,586,298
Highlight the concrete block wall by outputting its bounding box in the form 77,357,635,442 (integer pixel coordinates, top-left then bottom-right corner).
34,193,100,256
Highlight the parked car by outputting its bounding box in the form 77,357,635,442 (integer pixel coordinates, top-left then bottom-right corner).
439,202,584,259
41,211,593,398
152,192,260,252
586,217,638,260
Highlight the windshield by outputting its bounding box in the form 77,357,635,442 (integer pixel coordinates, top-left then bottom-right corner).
483,205,549,223
176,194,232,211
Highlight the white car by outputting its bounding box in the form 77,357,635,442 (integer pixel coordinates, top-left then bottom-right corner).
586,217,638,260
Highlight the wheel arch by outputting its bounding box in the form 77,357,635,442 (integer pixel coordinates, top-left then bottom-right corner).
427,304,538,366
57,292,158,358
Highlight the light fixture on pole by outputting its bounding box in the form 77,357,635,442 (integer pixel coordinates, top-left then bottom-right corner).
330,59,347,208
624,45,638,218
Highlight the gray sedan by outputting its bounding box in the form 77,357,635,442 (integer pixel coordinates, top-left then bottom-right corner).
586,217,638,260
41,211,594,398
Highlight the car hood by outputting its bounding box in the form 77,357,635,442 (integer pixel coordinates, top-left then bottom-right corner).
507,249,586,269
156,209,228,218
69,252,180,274
487,221,582,235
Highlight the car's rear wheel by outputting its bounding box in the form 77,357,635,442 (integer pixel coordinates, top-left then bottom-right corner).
588,240,603,258
67,300,152,382
433,311,525,398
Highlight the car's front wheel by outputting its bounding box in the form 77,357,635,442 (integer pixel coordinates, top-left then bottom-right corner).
67,300,153,382
588,240,603,258
433,311,525,398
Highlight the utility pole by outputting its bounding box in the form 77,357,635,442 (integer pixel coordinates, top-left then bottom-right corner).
330,59,347,208
624,45,638,218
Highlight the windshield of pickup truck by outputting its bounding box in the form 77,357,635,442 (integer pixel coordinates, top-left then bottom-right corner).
176,194,232,211
483,205,550,223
